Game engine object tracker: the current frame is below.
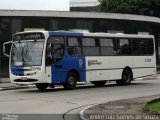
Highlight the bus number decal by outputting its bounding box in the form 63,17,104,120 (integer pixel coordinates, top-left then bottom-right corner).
145,58,151,62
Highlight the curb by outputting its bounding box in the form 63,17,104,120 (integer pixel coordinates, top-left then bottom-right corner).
0,87,28,91
137,76,160,80
0,85,35,91
79,105,97,120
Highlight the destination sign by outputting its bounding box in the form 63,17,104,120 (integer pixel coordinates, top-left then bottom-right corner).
13,33,45,41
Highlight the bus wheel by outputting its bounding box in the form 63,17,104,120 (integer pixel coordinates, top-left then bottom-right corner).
36,83,49,90
116,69,132,85
92,81,106,86
63,72,77,90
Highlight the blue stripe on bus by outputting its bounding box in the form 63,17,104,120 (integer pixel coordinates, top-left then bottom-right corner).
48,31,83,37
11,67,24,76
51,56,86,83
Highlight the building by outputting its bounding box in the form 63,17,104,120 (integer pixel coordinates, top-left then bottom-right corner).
0,10,160,77
70,0,99,11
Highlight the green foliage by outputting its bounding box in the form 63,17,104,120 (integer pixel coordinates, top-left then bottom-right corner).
98,0,160,17
145,100,160,111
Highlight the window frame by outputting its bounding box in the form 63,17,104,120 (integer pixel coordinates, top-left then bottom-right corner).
81,37,100,56
67,36,82,56
99,37,117,56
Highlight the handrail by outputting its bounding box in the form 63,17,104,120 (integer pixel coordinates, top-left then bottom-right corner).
3,41,12,57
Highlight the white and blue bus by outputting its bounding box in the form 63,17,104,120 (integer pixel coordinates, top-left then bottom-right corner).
3,31,156,90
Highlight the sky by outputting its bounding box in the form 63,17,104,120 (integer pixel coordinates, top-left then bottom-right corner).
0,0,69,11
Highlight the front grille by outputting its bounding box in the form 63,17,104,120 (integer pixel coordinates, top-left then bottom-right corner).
14,79,38,82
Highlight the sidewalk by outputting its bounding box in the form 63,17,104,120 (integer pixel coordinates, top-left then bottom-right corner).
80,74,160,120
81,95,160,120
136,74,160,80
0,78,34,91
0,82,34,91
0,78,10,83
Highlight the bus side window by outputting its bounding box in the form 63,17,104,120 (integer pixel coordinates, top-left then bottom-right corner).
67,37,82,56
140,38,154,55
118,38,132,55
100,38,115,56
82,37,100,56
132,39,141,55
46,37,65,65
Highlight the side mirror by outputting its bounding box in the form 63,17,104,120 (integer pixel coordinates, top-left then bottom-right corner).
3,41,12,57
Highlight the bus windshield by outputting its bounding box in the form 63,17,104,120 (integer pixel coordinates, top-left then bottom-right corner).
11,40,44,67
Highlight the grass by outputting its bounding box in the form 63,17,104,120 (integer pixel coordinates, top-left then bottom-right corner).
145,99,160,112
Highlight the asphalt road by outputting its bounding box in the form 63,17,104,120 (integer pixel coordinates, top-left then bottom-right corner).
0,79,160,120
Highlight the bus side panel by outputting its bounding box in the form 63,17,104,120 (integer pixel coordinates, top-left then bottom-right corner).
51,70,68,83
85,55,156,82
85,56,125,82
51,56,86,83
132,56,156,78
85,57,110,82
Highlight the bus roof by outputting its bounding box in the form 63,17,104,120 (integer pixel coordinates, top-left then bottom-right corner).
48,31,154,38
14,31,154,39
83,32,154,38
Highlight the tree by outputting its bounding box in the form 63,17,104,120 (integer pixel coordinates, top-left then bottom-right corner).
98,0,160,17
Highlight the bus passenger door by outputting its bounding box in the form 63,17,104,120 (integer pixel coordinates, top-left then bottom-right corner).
45,36,65,83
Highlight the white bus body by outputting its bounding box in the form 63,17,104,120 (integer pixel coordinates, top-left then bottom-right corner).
3,31,156,90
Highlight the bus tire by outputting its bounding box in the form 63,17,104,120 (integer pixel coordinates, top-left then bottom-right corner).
63,72,77,90
116,68,133,85
92,81,106,86
36,83,49,90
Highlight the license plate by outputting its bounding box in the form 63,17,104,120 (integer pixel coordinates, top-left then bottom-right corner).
21,77,28,80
